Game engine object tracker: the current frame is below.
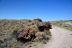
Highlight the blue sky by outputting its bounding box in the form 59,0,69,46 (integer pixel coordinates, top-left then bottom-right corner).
0,0,72,21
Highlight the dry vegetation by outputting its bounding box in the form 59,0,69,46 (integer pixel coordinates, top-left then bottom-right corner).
0,19,52,48
51,20,72,31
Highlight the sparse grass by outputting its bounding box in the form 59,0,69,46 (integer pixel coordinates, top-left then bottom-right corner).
51,20,72,31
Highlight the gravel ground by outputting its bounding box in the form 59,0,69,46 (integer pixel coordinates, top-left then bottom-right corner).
44,26,72,48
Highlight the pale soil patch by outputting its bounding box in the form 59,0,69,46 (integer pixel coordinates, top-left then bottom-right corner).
44,26,72,48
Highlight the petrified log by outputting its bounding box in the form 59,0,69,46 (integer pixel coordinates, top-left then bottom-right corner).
38,23,52,31
13,28,37,43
